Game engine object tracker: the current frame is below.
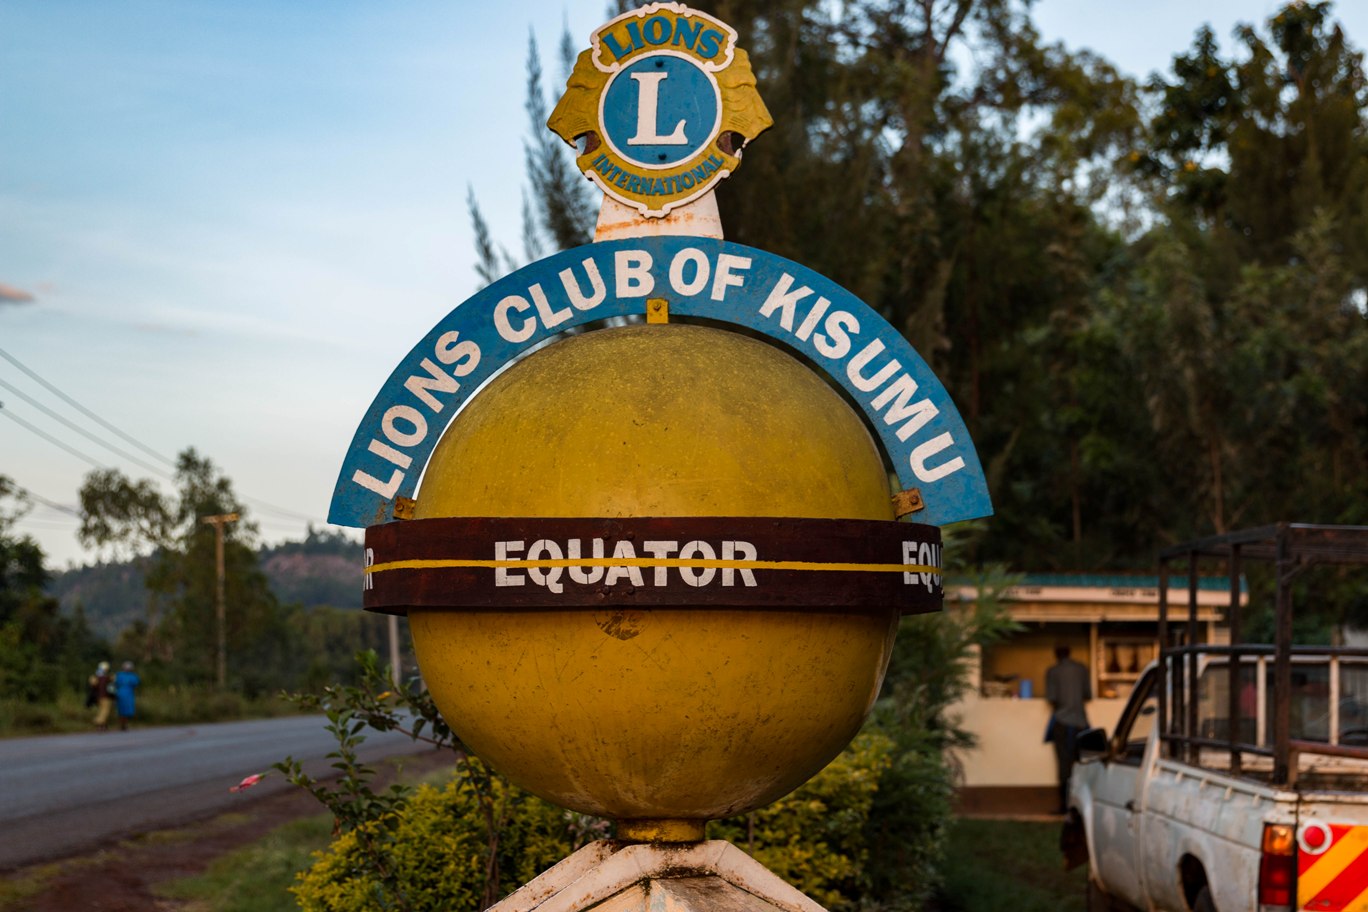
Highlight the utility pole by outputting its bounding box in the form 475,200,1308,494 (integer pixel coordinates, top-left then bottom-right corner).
200,512,239,689
389,614,402,689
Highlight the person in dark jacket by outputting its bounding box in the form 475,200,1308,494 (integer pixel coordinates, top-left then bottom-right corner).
89,661,115,730
1046,644,1091,813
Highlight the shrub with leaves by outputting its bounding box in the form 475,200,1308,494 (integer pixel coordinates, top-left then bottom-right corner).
858,560,1022,910
292,764,570,912
277,650,544,911
711,730,894,910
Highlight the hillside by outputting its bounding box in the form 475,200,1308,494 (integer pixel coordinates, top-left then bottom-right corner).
50,527,364,641
258,528,364,610
48,560,149,643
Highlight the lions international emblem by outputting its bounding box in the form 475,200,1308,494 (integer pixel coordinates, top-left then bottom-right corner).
548,3,773,218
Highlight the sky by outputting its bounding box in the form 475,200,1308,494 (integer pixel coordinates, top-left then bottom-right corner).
3,0,1366,569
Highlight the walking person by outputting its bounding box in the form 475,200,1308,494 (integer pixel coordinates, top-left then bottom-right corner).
1045,644,1091,813
90,661,115,730
114,661,141,731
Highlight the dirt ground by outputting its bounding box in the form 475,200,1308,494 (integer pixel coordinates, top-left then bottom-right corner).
2,749,453,912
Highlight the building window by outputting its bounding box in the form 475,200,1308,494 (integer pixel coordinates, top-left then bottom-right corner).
979,623,1089,699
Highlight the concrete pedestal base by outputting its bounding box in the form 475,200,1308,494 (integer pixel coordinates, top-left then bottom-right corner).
489,840,828,912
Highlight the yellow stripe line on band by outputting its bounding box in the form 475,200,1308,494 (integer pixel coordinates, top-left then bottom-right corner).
367,558,939,576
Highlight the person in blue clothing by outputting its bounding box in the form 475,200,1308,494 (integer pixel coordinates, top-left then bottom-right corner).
114,660,141,731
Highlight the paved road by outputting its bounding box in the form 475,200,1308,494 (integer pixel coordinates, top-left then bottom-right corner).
0,715,433,870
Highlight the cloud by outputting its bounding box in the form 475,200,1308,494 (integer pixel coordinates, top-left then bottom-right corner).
132,321,200,338
0,283,36,304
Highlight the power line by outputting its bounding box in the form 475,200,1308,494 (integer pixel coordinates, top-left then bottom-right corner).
1,349,325,527
238,495,318,524
10,482,83,517
6,473,305,537
0,346,176,467
253,514,310,526
0,377,173,480
0,404,109,470
16,516,82,530
253,524,316,537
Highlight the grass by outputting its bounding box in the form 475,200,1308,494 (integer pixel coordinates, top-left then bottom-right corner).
0,856,104,911
931,817,1087,912
0,808,325,912
0,687,302,737
156,762,455,912
0,691,108,735
154,813,334,912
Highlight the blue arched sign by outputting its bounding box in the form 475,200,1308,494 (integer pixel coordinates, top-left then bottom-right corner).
328,236,993,528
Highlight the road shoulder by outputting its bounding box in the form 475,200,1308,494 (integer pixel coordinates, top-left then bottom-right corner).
1,749,452,912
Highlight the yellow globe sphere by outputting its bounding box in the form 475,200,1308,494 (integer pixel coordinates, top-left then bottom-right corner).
411,323,897,840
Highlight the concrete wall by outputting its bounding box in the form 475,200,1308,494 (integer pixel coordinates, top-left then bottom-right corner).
954,694,1130,787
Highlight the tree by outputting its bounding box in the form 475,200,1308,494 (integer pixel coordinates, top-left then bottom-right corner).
0,477,105,701
78,449,288,688
466,25,597,289
524,28,596,252
684,0,1152,567
1119,2,1368,539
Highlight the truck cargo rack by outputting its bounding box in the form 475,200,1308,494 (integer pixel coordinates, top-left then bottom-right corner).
1157,523,1368,785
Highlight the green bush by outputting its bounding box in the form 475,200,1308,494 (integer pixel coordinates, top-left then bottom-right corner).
0,689,105,736
0,698,57,731
859,733,956,910
711,730,894,910
292,733,895,912
292,765,571,912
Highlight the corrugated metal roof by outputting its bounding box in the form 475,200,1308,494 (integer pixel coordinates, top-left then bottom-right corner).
1019,573,1247,593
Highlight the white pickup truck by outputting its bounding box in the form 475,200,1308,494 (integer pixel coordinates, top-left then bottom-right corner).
1063,524,1368,912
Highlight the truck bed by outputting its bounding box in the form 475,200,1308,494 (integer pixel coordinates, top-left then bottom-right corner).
1193,747,1368,792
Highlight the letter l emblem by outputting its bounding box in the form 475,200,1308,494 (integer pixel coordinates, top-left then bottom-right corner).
628,72,687,145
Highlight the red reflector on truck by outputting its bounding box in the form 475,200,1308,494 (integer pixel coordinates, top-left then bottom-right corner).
1304,825,1331,852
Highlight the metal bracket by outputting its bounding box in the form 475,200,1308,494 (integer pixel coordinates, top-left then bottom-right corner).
392,496,416,520
892,488,925,518
646,298,670,323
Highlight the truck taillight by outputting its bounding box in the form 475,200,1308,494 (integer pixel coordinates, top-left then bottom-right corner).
1259,823,1296,910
